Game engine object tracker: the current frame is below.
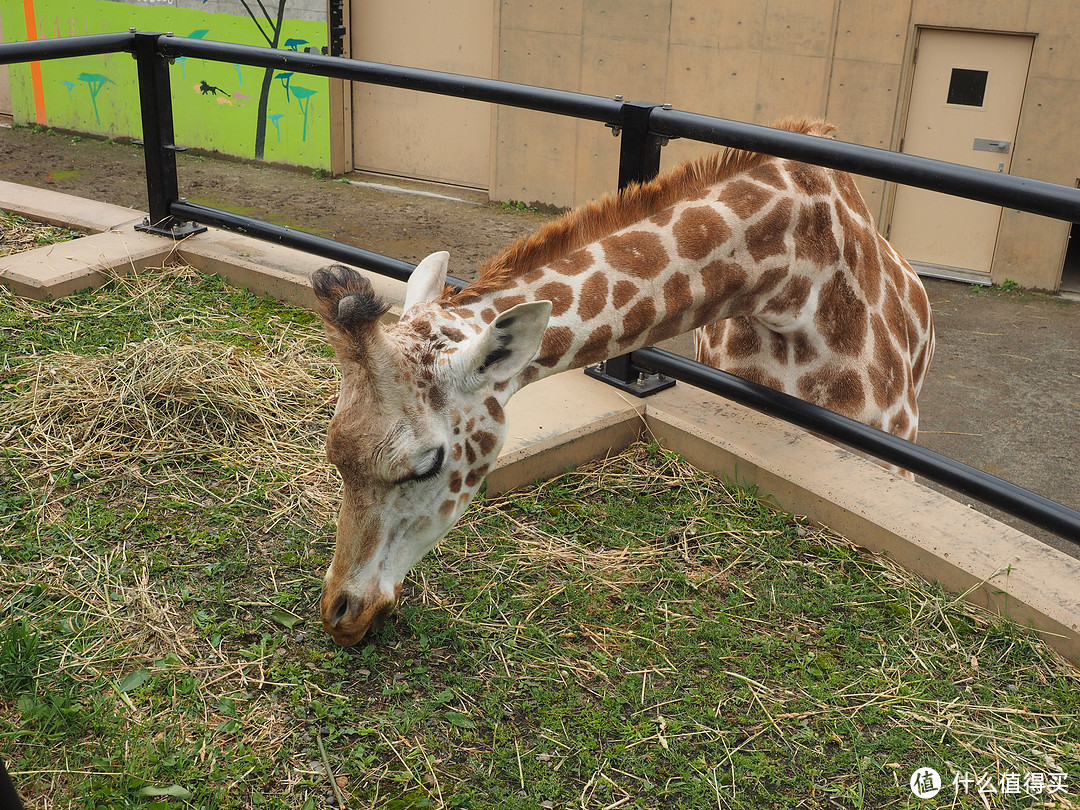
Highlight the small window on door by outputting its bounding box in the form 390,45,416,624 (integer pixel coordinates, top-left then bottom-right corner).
947,68,989,106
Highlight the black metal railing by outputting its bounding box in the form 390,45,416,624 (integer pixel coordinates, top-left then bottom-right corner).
1,32,1078,543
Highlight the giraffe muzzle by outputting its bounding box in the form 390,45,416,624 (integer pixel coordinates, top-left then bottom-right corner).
320,581,400,646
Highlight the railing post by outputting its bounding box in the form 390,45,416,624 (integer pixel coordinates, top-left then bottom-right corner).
585,99,675,396
132,31,205,238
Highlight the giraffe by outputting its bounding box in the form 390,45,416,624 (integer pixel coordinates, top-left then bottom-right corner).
311,117,935,646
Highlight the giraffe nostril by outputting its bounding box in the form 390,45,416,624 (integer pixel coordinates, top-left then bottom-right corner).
327,593,351,628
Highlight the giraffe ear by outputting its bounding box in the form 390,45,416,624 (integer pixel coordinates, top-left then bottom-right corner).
403,251,450,314
453,301,552,389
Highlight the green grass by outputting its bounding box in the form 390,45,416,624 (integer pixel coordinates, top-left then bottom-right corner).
1,267,1078,808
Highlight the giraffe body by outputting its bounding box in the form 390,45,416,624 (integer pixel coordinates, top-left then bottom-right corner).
312,118,934,645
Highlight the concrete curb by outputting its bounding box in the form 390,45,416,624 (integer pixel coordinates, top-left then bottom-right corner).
3,184,1078,664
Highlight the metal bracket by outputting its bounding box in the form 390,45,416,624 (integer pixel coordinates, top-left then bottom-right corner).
584,357,675,397
135,217,207,238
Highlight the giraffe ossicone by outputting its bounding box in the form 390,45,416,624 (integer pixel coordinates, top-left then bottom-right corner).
312,117,934,646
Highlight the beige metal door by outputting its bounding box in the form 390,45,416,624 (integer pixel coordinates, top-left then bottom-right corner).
349,0,493,189
889,29,1033,278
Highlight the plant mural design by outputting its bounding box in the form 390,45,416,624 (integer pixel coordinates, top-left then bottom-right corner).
275,71,294,102
7,0,327,168
291,86,316,141
240,0,292,160
77,72,114,125
179,2,319,154
268,113,284,142
272,70,317,142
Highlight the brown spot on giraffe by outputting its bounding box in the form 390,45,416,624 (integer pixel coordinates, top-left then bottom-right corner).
816,270,868,356
663,272,693,314
744,198,793,262
748,161,788,190
834,171,865,212
427,384,445,411
673,205,732,260
484,396,505,423
465,464,490,488
448,470,463,494
601,230,669,279
869,315,907,409
537,325,573,368
612,279,639,309
492,294,527,311
769,331,789,364
536,281,575,318
763,275,812,317
650,207,674,228
701,259,748,302
571,323,613,367
794,200,840,265
724,179,774,220
472,430,497,457
552,248,594,276
787,161,832,197
792,331,819,365
724,317,762,359
578,272,610,322
797,366,866,416
440,326,466,342
619,297,657,346
438,499,456,518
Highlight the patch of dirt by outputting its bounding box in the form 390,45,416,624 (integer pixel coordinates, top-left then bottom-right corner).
2,125,1078,554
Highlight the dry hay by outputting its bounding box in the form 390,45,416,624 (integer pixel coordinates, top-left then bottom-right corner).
0,209,81,256
0,266,342,525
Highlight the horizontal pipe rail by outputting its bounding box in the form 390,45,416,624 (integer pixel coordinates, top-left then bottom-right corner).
0,32,135,64
650,108,1080,224
156,36,623,124
6,33,1080,224
631,347,1080,543
170,201,469,288
157,36,1080,224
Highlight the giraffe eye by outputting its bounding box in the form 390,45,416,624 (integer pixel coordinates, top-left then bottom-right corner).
405,447,445,483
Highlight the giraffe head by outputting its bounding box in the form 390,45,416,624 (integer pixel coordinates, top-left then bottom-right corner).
311,252,552,645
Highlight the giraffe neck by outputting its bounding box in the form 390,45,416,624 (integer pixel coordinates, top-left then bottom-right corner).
457,160,814,386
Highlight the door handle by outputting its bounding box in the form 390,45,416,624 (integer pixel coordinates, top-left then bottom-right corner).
973,138,1011,154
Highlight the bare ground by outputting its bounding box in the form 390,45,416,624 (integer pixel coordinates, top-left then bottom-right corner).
2,124,1078,554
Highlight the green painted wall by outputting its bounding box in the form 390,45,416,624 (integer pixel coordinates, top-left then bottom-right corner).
2,0,330,168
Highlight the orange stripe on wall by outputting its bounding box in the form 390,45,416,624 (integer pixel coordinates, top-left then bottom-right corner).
22,0,47,125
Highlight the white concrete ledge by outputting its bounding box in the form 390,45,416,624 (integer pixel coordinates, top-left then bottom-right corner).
3,184,1078,664
0,228,172,299
643,384,1080,661
0,180,146,233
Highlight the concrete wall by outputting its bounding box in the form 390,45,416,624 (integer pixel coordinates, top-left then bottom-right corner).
492,0,1080,291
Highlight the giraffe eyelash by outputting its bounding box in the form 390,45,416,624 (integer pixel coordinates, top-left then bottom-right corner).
401,446,445,484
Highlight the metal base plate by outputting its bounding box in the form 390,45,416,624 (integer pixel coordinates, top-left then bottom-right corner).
584,363,676,397
136,219,208,239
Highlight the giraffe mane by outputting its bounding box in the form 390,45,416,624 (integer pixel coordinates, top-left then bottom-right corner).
447,116,836,305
